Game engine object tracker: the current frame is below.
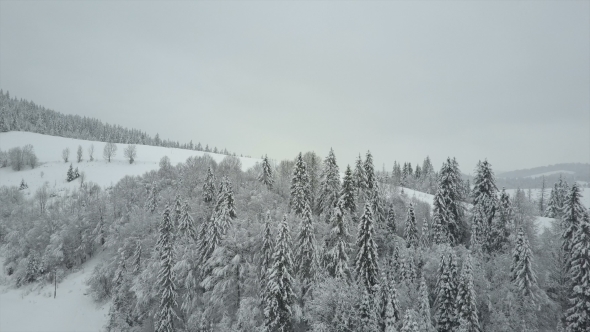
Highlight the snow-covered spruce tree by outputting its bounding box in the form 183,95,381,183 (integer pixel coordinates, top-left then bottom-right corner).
317,148,341,221
178,201,196,240
340,164,357,215
325,197,350,279
155,206,178,332
258,154,274,190
432,187,449,245
404,202,419,249
67,163,75,182
545,182,562,218
455,254,480,332
562,183,586,263
364,150,377,198
146,182,158,214
387,202,396,236
359,288,379,332
131,240,142,274
538,176,547,215
401,309,420,332
419,275,435,332
565,212,590,332
290,152,311,217
436,158,466,245
202,166,216,204
511,228,538,300
265,215,296,332
400,256,416,285
354,154,367,197
356,202,380,292
489,188,512,252
173,194,182,226
383,278,401,332
294,202,318,298
435,251,458,332
471,162,498,251
421,219,430,249
212,176,237,233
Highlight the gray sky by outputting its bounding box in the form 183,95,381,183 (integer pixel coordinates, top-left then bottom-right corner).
1,1,588,174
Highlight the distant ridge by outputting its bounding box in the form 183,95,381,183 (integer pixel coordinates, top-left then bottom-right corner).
495,163,590,189
0,90,249,158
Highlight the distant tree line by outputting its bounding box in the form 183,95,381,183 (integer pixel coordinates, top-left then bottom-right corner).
0,90,245,157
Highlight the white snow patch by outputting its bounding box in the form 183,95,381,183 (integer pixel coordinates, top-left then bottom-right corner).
399,187,434,207
536,216,556,233
0,131,260,194
0,254,109,332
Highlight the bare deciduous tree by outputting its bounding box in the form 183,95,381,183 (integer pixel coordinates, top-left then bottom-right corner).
103,143,117,162
124,145,137,164
62,148,70,163
77,145,83,163
88,144,95,161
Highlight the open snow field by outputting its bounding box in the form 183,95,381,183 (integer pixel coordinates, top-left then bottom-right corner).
0,255,109,332
0,131,260,194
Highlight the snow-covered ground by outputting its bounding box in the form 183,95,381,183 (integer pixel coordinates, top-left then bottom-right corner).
0,254,109,332
0,131,260,194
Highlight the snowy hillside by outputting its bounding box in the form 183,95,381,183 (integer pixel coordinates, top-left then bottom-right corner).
0,131,260,194
0,255,109,332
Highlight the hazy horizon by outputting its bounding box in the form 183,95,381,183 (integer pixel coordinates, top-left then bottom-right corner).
1,1,588,174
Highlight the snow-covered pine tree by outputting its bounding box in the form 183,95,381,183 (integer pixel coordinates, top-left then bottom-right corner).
340,164,357,215
432,187,449,245
545,182,562,218
74,167,80,179
404,202,419,249
401,309,420,332
261,212,274,282
211,176,237,233
420,219,430,248
419,275,435,332
435,251,458,332
294,201,318,294
359,288,379,332
565,212,590,332
511,228,538,299
562,183,586,264
202,166,216,203
383,279,401,332
538,176,547,215
437,158,466,245
356,202,380,292
146,182,158,214
489,188,512,252
387,202,396,236
317,148,341,221
67,163,75,182
354,154,367,197
290,152,311,217
178,201,196,240
173,194,182,227
155,206,178,332
131,240,142,274
325,197,350,279
258,154,274,190
364,150,377,197
265,215,296,332
455,254,480,332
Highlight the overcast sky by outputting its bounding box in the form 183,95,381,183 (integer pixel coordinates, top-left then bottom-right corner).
1,1,588,174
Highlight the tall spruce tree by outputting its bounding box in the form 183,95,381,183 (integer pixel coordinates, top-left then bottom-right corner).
202,166,216,203
340,164,357,214
401,309,420,332
511,228,538,299
294,202,318,294
489,188,512,252
356,202,379,292
264,215,296,332
317,148,341,220
258,154,275,189
359,288,379,332
178,201,196,240
354,154,367,197
404,202,419,249
562,183,586,262
155,206,177,332
434,158,466,245
435,251,458,332
380,272,401,331
146,182,158,214
387,202,397,236
364,151,377,198
173,194,182,227
565,212,590,332
471,160,498,251
325,197,350,279
419,275,435,332
290,153,311,217
455,254,480,332
420,219,431,249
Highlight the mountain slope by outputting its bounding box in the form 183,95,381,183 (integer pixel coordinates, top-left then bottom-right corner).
0,131,260,194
